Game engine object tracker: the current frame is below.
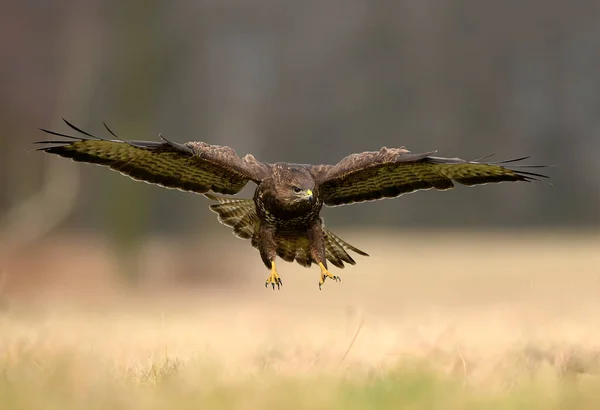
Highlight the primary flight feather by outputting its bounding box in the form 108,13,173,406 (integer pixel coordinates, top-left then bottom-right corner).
37,119,549,289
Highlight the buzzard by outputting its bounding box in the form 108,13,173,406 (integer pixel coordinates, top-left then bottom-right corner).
36,119,548,289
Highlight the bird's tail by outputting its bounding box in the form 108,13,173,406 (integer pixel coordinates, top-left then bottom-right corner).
321,223,369,268
205,194,369,268
204,194,259,240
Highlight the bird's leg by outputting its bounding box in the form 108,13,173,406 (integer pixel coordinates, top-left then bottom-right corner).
258,225,281,290
308,221,341,290
318,262,340,290
265,261,282,290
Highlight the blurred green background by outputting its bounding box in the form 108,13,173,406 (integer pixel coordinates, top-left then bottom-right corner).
1,1,598,286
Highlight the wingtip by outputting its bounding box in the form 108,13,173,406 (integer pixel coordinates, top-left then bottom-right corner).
102,121,121,140
61,117,74,128
472,152,496,162
159,133,194,155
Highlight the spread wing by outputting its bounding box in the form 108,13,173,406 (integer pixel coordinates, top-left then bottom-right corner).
36,119,270,195
314,147,549,206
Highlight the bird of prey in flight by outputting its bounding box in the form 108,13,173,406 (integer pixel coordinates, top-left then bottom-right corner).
36,119,548,289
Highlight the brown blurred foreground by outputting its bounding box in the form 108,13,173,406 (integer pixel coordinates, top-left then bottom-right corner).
1,230,600,410
2,230,599,376
2,229,598,309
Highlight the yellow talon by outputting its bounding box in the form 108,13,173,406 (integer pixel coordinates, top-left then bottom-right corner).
318,262,341,290
265,261,282,290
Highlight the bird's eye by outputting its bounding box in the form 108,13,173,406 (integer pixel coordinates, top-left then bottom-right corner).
292,186,302,194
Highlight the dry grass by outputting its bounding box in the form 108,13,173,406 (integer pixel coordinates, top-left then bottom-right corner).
1,230,600,409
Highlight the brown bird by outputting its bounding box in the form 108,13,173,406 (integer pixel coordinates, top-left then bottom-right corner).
36,119,549,289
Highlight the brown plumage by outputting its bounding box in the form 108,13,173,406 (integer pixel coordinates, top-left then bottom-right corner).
36,119,549,289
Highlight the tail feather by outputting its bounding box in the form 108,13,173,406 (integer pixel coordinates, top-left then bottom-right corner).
205,194,368,268
322,225,369,269
274,234,312,267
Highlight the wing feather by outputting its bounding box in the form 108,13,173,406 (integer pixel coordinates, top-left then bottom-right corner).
315,147,549,206
205,194,259,239
36,119,270,195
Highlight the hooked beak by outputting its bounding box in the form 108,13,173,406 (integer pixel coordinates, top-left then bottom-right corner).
304,189,314,202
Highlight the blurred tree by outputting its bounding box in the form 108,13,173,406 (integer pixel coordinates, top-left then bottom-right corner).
100,0,168,284
1,0,599,244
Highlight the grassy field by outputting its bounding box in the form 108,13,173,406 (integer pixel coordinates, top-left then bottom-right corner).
1,230,600,409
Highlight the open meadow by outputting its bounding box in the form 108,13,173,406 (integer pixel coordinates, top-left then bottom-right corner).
4,1,599,407
1,230,599,409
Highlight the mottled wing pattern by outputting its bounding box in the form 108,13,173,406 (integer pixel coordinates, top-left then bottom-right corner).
315,147,548,206
36,119,270,195
205,194,259,240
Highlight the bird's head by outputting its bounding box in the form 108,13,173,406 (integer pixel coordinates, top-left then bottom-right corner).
288,183,314,203
272,165,317,208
